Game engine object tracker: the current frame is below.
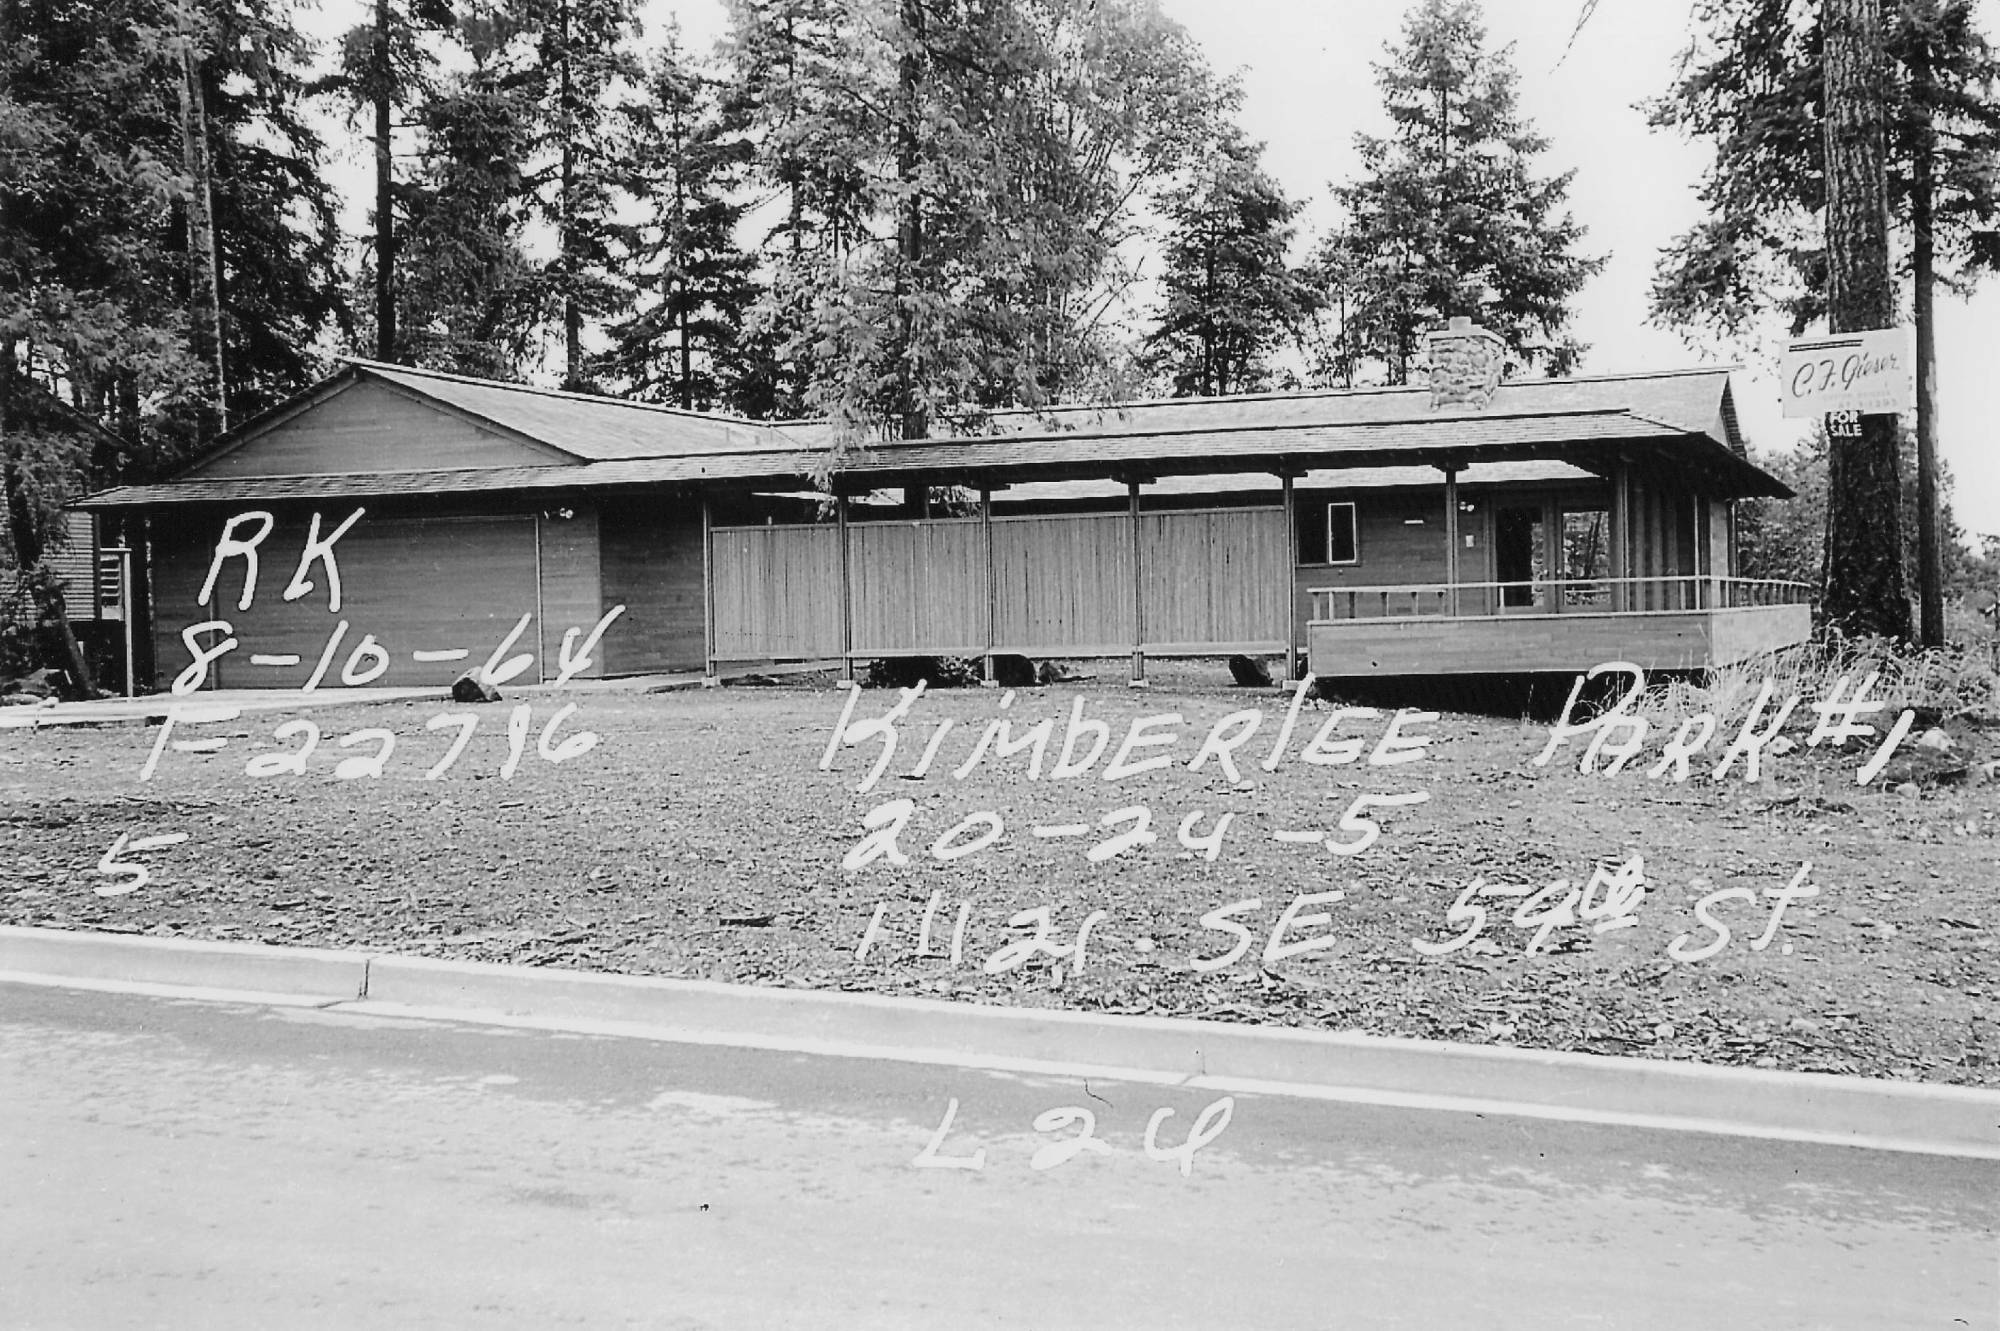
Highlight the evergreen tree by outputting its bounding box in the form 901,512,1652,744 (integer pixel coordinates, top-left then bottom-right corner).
600,34,758,411
1328,0,1601,384
1821,0,1912,640
520,0,642,390
1650,0,2000,339
200,0,348,422
717,0,1226,437
718,0,910,423
3,0,340,685
396,5,546,379
978,0,1230,406
318,0,457,365
1295,228,1362,390
2,0,338,462
1145,133,1310,397
1649,0,2000,643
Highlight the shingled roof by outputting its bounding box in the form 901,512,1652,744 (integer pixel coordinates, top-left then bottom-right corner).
76,359,1789,509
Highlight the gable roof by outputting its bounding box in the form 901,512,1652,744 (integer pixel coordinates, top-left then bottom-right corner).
75,360,1790,508
344,361,793,460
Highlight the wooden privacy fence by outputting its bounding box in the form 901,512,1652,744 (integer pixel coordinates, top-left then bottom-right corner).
851,518,989,654
709,504,1291,666
991,514,1134,654
1141,507,1290,653
709,523,843,659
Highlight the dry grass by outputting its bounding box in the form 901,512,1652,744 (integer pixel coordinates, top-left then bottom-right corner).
1634,631,2000,732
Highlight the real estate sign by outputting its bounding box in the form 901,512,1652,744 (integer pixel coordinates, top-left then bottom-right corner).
1780,327,1914,418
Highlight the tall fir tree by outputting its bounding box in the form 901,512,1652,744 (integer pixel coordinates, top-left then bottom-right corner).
1822,0,1912,640
718,0,896,421
1649,0,2000,643
1328,0,1600,384
198,0,348,423
600,33,758,411
520,0,641,390
396,3,546,379
318,0,457,365
1145,133,1310,397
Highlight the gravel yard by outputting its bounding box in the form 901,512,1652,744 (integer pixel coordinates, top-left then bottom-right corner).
3,665,1996,1086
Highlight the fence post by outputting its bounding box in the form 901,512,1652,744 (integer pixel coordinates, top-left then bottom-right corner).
1128,477,1146,687
1610,460,1631,612
837,492,854,686
700,495,717,685
1281,469,1299,681
981,486,996,684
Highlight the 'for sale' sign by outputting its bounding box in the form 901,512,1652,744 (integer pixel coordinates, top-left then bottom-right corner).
1780,327,1913,417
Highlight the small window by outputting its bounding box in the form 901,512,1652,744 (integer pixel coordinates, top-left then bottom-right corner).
1325,501,1358,564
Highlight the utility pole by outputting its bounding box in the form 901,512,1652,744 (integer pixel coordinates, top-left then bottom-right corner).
1820,0,1912,640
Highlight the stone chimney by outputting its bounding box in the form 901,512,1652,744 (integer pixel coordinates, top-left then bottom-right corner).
1425,316,1506,411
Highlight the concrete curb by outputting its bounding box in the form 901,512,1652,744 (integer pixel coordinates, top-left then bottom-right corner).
5,924,1998,1158
0,925,367,999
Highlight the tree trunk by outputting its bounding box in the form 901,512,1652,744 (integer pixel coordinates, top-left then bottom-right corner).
558,0,584,390
373,0,397,363
894,0,928,441
1820,0,1912,640
1910,4,1944,647
674,120,692,409
177,32,227,437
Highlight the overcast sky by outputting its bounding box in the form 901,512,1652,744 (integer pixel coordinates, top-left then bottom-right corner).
310,0,2000,538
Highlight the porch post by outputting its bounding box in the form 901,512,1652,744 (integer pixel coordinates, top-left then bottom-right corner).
700,494,717,685
837,491,855,686
1280,468,1298,681
1696,498,1713,609
1128,477,1146,687
1545,500,1564,615
119,542,135,698
1442,463,1462,616
980,486,996,684
1609,459,1630,612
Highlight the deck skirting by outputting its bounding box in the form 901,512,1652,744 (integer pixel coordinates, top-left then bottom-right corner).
1306,603,1811,677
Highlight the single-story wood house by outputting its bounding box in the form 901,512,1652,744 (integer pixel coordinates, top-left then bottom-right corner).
75,319,1810,691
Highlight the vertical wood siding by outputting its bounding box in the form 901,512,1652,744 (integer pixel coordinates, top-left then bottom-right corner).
599,498,705,674
1140,508,1288,649
709,524,843,660
849,519,988,653
535,505,603,678
991,514,1136,652
151,510,541,689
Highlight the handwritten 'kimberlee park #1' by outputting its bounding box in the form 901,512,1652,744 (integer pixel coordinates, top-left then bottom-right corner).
71,318,1811,692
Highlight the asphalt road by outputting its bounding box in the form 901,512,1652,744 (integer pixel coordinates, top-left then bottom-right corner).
2,982,1995,1330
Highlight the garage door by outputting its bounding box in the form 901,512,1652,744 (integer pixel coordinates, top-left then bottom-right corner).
159,515,544,690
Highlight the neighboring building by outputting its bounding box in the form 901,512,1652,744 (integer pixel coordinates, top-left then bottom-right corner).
3,371,131,687
1,511,115,627
74,320,1809,692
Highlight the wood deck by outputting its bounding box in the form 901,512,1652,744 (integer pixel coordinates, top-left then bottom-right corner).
1306,603,1811,677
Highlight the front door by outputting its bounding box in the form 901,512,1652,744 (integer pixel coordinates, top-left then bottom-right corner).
1495,505,1545,609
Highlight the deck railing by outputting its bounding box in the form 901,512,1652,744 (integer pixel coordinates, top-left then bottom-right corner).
1307,576,1812,623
